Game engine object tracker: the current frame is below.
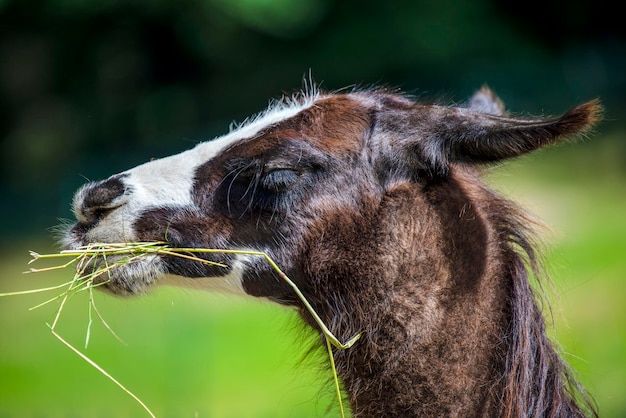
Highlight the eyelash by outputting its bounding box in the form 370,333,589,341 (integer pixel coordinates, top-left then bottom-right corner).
260,168,300,192
225,160,303,190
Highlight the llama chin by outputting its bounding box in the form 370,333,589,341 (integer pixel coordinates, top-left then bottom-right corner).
93,255,165,296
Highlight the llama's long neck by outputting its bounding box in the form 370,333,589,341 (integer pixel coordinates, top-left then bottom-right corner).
299,175,505,416
334,282,508,417
300,170,590,417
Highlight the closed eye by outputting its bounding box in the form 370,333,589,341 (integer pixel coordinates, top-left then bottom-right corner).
215,155,320,219
261,168,300,192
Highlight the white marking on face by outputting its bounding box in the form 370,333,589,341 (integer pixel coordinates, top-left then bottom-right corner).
123,95,318,213
78,94,318,245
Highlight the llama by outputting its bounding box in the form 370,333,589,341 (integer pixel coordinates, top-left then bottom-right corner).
64,85,601,417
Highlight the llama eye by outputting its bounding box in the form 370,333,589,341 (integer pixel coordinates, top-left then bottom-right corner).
261,168,300,192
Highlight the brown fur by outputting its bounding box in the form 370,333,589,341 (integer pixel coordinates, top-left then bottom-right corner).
65,87,602,417
300,166,597,417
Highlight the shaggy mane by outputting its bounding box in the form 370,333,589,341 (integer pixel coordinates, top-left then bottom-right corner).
488,188,598,417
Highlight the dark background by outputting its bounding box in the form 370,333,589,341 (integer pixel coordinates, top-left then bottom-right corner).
0,0,624,241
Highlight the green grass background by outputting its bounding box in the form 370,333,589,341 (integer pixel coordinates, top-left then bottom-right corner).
1,133,624,417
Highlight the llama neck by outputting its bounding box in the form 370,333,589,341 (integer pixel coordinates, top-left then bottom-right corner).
301,178,510,416
300,174,591,417
329,261,509,417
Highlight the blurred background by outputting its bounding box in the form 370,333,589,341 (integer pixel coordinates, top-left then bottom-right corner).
0,0,624,417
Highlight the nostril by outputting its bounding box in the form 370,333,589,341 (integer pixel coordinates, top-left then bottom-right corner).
84,203,122,222
73,175,127,224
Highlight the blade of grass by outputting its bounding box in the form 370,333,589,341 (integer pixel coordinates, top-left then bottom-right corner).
90,288,126,346
327,337,346,418
0,280,75,297
49,327,156,418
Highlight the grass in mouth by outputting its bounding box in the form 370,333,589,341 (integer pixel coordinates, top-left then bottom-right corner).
1,242,361,418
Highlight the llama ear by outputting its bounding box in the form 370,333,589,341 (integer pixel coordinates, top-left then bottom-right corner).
465,86,506,116
420,98,603,175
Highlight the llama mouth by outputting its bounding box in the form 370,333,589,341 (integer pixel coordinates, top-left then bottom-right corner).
89,251,241,296
61,219,240,296
65,240,237,296
60,232,166,296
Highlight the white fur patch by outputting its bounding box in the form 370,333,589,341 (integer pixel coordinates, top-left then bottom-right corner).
122,94,318,211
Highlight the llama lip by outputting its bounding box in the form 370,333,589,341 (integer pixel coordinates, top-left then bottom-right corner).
87,248,241,296
64,237,237,296
61,222,89,251
61,216,236,294
60,221,166,295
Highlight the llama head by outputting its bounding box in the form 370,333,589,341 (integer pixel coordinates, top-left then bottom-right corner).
64,86,600,300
